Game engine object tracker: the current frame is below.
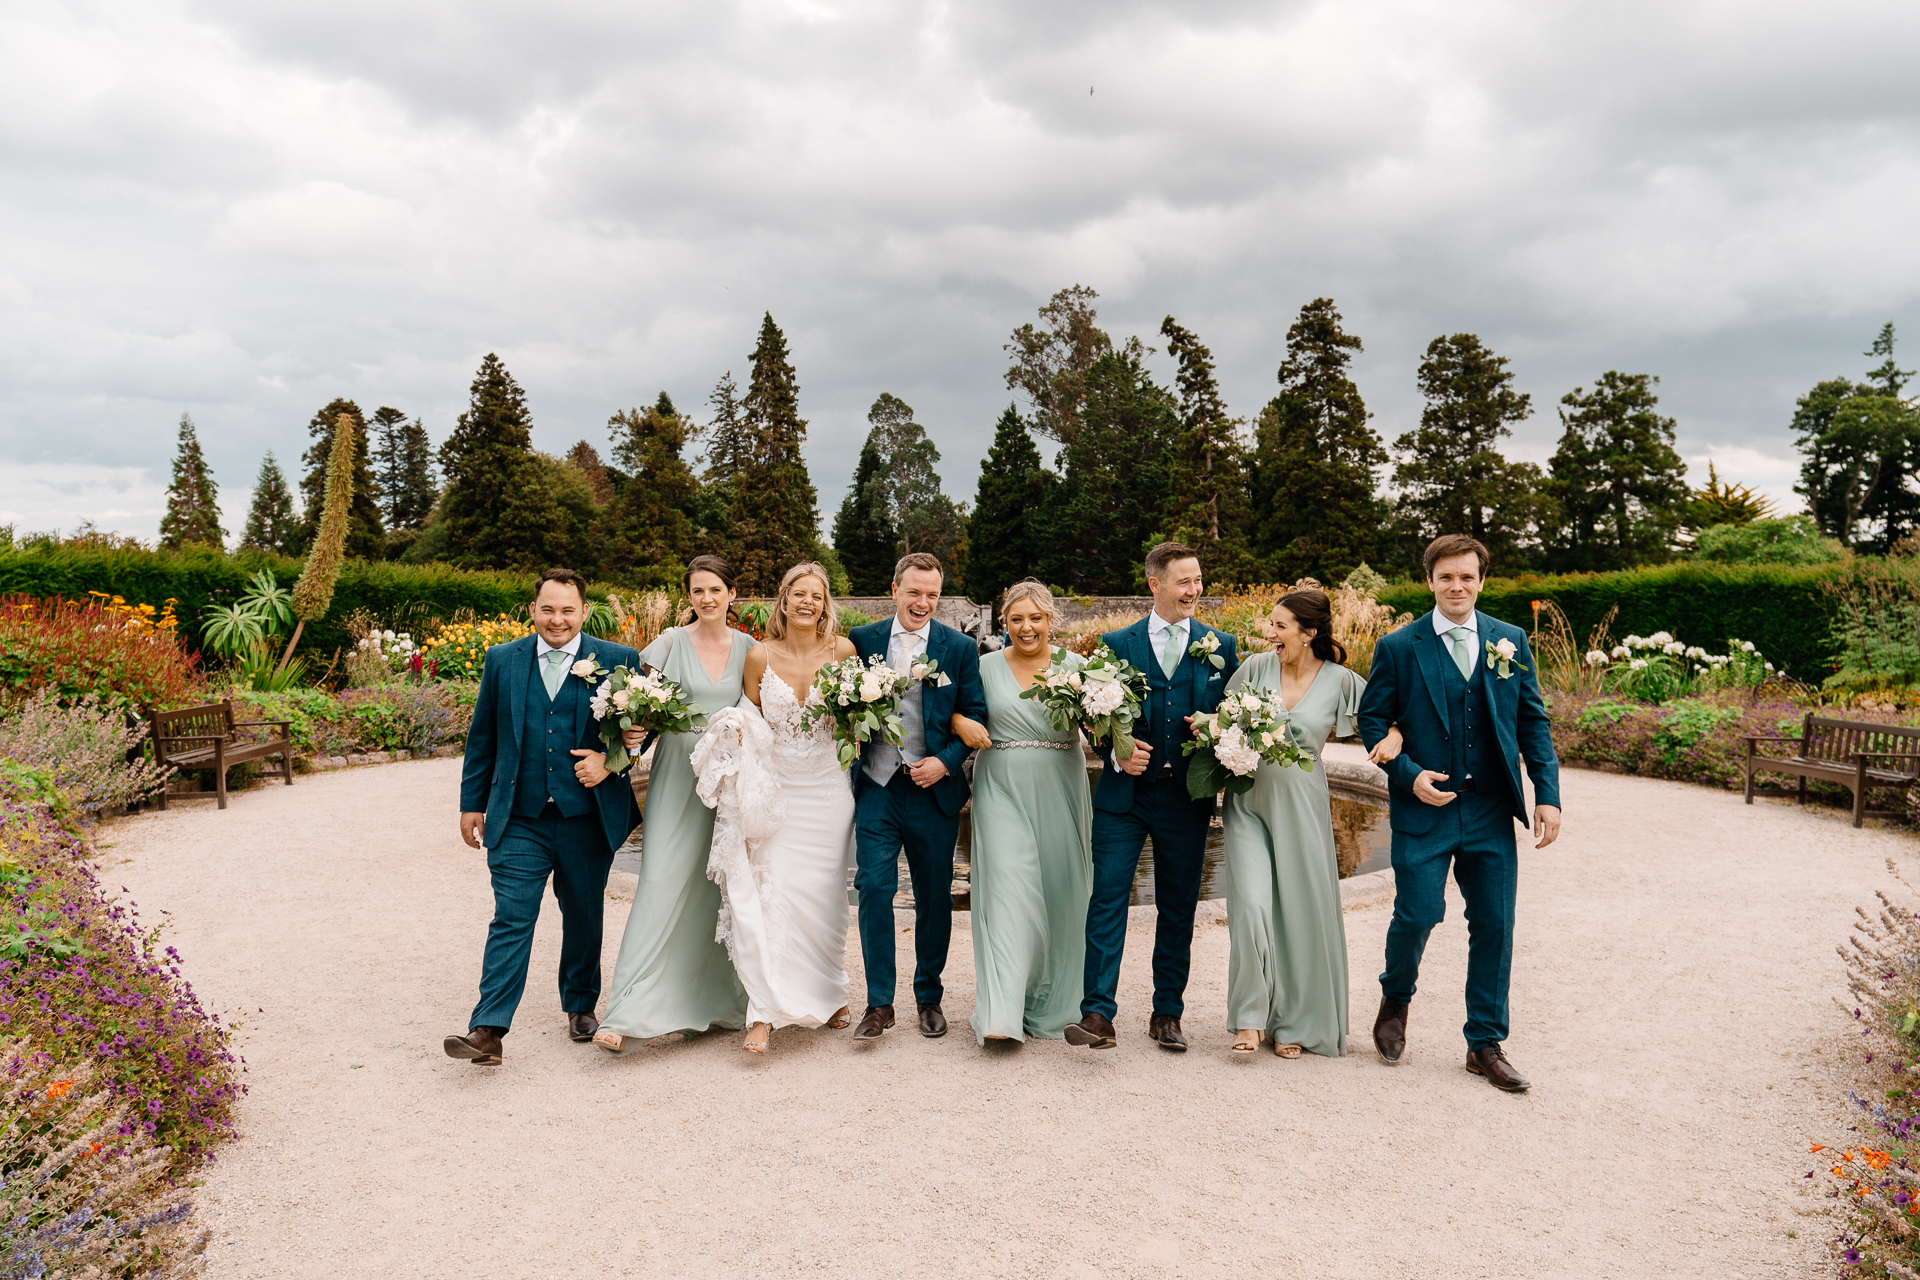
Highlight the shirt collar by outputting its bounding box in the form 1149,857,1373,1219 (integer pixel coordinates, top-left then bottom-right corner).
1150,611,1191,639
1431,609,1478,639
538,631,583,660
891,614,931,646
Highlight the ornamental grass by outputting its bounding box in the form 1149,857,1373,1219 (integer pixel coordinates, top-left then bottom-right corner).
0,594,203,711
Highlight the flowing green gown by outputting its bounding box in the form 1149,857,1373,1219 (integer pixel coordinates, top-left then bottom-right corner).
1221,655,1366,1055
967,650,1093,1044
599,626,754,1040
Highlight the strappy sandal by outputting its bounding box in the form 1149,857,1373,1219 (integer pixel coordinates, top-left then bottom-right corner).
1231,1031,1264,1055
592,1030,626,1054
1273,1041,1303,1059
742,1023,771,1054
826,1007,851,1030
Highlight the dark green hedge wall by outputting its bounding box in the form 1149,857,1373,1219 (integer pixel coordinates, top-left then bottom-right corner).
0,547,603,656
1377,562,1845,681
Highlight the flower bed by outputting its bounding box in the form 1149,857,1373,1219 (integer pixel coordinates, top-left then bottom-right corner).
0,593,203,710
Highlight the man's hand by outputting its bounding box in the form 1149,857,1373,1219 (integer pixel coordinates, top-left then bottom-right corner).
1367,726,1405,764
460,811,485,849
950,714,992,751
1532,804,1562,848
571,749,610,788
620,727,647,751
1411,769,1458,807
1117,739,1152,777
907,757,949,787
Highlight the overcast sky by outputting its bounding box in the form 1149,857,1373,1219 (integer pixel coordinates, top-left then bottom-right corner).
4,0,1917,542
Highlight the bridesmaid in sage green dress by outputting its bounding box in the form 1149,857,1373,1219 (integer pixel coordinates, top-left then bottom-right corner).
949,581,1092,1045
1221,586,1398,1060
594,557,754,1052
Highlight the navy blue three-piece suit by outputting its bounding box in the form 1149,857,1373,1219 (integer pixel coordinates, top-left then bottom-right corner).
459,632,643,1034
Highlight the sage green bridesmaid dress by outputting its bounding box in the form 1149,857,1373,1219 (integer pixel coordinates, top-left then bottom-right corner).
1220,654,1366,1056
967,650,1093,1044
599,626,754,1041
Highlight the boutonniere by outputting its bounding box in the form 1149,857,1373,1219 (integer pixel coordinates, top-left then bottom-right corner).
570,653,608,683
1188,632,1225,671
909,654,942,685
1484,638,1527,679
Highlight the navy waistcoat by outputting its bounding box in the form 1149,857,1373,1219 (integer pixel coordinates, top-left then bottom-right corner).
514,658,592,819
1438,649,1509,804
1142,648,1198,775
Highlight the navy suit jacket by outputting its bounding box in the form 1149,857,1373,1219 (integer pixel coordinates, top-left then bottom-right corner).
1089,615,1238,815
459,633,645,855
849,617,987,818
1355,609,1561,836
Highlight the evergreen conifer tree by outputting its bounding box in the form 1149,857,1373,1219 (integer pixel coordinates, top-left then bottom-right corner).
832,439,898,595
597,401,698,585
157,412,225,550
967,405,1057,605
1542,371,1689,570
239,451,298,554
1055,350,1178,594
1004,284,1112,445
729,315,819,594
370,407,437,530
438,353,584,571
1791,324,1920,551
1158,317,1256,584
692,374,746,551
297,399,384,558
566,441,615,506
1391,334,1551,571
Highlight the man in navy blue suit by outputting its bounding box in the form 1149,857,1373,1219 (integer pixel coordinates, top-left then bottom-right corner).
1065,542,1238,1054
846,552,987,1040
442,568,644,1067
1356,535,1562,1092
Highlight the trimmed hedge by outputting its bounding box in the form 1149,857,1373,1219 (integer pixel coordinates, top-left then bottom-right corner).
0,546,604,657
1378,561,1845,681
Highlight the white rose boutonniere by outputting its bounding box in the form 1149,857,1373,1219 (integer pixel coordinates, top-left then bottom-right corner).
571,655,604,681
909,654,941,684
1188,631,1225,671
1484,637,1528,679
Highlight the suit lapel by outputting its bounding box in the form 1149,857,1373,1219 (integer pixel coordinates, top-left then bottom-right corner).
1411,614,1452,733
506,634,532,749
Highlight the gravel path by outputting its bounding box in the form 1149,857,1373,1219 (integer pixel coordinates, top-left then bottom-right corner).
98,758,1898,1278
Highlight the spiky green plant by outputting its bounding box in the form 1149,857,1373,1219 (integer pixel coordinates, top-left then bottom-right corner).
276,413,354,678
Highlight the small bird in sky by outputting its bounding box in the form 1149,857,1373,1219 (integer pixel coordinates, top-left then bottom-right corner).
1089,85,1094,95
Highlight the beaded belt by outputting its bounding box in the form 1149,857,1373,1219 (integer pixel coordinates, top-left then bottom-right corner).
991,739,1075,750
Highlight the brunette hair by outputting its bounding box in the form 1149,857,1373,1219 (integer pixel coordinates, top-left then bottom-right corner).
1144,541,1199,583
533,567,589,605
1276,587,1347,665
1423,534,1490,579
767,562,837,643
999,578,1059,628
679,554,740,627
893,552,944,583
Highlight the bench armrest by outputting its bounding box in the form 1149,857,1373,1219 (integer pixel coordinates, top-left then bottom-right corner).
1854,752,1920,763
155,735,229,747
231,719,292,731
1741,735,1801,744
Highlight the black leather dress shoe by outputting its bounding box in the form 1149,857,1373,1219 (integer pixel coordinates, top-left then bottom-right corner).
1373,998,1408,1065
917,1003,948,1038
1063,1012,1116,1049
1147,1014,1187,1052
443,1027,503,1066
1466,1045,1531,1092
567,1012,599,1043
853,1005,895,1040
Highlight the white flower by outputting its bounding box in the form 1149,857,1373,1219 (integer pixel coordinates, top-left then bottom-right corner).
1260,731,1276,747
1684,646,1706,660
571,659,596,679
858,675,885,703
1585,650,1609,666
1609,645,1629,660
1082,681,1125,717
611,689,631,711
1492,638,1518,661
1191,632,1219,655
1066,671,1084,690
1765,662,1775,672
1663,641,1685,655
1629,658,1648,671
1740,640,1756,652
1214,726,1261,776
1649,631,1674,645
838,693,850,706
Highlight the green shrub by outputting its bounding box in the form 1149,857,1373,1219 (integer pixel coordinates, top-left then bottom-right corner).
1824,557,1920,692
1380,561,1844,681
0,691,171,812
1694,515,1841,565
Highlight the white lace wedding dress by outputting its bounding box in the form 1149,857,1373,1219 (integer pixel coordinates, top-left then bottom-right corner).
689,669,852,1029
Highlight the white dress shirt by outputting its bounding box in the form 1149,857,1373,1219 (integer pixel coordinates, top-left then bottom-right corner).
1431,609,1478,644
1110,611,1192,773
536,630,584,667
888,614,930,671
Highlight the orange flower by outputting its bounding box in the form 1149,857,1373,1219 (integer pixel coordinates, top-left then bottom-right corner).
1811,1144,1828,1153
45,1078,73,1100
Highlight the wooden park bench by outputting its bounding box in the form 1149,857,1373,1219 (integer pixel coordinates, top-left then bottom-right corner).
147,700,294,810
1743,713,1920,828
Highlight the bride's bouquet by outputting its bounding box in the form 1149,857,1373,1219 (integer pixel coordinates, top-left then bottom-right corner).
589,663,708,772
1182,687,1314,800
1019,643,1149,761
799,654,915,770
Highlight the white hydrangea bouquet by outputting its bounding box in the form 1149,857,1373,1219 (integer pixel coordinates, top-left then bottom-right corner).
1182,686,1315,799
589,663,707,772
800,654,914,770
1019,643,1150,761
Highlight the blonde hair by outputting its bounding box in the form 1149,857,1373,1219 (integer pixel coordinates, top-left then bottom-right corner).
999,579,1058,628
767,562,837,643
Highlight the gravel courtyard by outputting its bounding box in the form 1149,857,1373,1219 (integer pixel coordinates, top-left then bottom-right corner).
97,758,1897,1278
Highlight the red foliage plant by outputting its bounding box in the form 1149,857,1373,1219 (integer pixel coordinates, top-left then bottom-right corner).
0,594,203,711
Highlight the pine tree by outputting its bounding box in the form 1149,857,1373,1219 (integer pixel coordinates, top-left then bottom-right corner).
370,407,437,531
1004,285,1113,445
691,374,746,551
729,315,819,595
1055,350,1179,594
1542,371,1690,571
566,441,615,506
968,405,1057,605
157,412,225,550
438,353,584,571
832,439,898,595
597,400,698,585
1391,334,1551,572
1247,299,1388,585
1158,317,1256,584
239,451,298,554
296,399,384,558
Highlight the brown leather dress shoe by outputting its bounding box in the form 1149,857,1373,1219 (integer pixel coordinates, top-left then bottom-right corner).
1063,1012,1116,1049
567,1012,599,1043
1147,1014,1187,1052
852,1005,895,1040
443,1027,503,1066
1372,998,1408,1065
917,1003,948,1038
1466,1045,1531,1092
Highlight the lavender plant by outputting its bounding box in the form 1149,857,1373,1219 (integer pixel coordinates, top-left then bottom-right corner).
0,691,170,813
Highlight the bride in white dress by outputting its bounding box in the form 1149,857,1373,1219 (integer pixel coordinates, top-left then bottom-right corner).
690,563,854,1053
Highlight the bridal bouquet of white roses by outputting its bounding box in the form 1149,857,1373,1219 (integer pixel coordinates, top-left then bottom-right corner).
1019,643,1150,761
589,663,707,772
1182,686,1314,800
800,653,915,770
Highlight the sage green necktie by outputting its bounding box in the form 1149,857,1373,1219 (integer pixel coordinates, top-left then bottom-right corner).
1448,627,1474,680
543,648,569,697
1159,624,1184,678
